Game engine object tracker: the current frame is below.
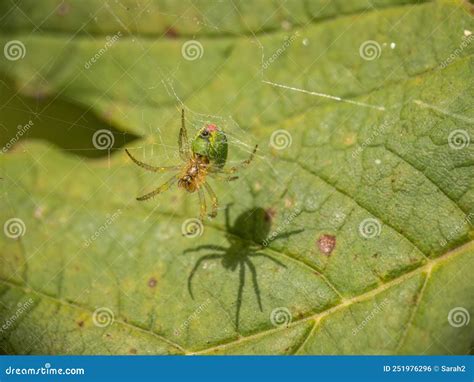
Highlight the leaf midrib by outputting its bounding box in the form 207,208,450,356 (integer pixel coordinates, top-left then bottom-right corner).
1,239,470,354
194,240,473,354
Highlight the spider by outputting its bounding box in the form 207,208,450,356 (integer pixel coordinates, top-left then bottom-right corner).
125,109,257,220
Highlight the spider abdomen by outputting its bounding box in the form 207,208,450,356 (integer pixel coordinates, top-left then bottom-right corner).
178,156,208,193
192,124,228,169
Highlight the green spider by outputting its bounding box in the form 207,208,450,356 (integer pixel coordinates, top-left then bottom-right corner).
125,109,257,220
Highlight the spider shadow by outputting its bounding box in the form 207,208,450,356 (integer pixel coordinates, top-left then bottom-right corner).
186,205,303,330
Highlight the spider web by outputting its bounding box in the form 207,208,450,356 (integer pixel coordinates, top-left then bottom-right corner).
1,0,466,354
105,1,278,175
0,1,304,352
1,0,462,258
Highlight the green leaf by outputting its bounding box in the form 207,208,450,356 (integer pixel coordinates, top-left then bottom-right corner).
0,0,473,355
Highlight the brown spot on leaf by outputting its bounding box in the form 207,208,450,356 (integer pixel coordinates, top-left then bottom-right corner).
317,234,336,255
77,320,84,328
34,206,45,219
165,27,179,38
264,208,276,222
254,181,262,192
57,2,71,16
148,277,157,288
102,108,114,122
33,89,49,101
343,133,357,146
129,348,137,354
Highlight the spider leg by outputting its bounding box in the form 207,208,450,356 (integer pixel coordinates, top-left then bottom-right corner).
197,188,207,221
235,261,246,331
136,176,177,201
245,258,263,311
179,108,191,161
183,245,226,254
187,254,223,299
125,149,179,173
212,144,258,175
203,182,218,218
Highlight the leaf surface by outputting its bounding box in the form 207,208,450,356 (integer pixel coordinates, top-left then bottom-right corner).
0,0,473,355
